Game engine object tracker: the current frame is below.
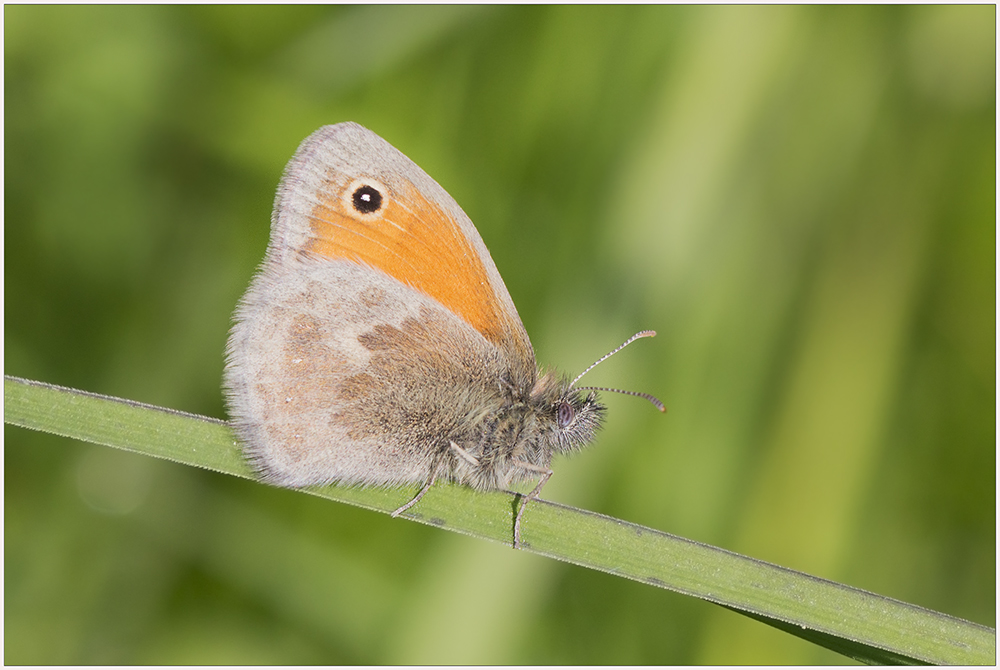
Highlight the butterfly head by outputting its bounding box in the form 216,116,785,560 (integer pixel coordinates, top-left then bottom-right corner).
530,370,606,454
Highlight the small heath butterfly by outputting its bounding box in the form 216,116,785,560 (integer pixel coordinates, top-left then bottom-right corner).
224,123,662,548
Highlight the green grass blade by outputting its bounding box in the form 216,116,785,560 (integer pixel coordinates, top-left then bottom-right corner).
5,375,995,665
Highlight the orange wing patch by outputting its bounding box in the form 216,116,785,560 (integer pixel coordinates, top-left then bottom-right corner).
305,176,507,346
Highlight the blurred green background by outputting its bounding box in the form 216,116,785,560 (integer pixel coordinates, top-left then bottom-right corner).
5,5,995,664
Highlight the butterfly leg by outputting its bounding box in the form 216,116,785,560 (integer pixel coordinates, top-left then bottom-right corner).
391,441,470,517
511,461,554,549
391,453,445,518
449,440,480,467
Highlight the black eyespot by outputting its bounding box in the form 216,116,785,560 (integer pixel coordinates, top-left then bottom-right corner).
557,401,575,429
352,184,383,214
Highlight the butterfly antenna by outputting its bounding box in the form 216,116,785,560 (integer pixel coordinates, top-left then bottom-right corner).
570,330,666,412
574,385,666,413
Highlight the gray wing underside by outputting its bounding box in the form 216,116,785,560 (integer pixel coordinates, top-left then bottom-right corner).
224,256,506,488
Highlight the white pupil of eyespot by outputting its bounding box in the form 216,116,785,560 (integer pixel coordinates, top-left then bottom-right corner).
360,193,371,202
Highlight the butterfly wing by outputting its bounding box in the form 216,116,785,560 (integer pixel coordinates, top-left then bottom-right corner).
225,123,535,487
268,123,534,382
227,257,514,486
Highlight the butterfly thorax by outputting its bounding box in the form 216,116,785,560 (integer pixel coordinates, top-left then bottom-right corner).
450,369,606,490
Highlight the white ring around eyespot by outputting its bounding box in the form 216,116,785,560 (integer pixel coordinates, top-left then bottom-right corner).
342,177,389,220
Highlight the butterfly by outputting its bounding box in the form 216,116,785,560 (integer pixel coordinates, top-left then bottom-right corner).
224,122,662,548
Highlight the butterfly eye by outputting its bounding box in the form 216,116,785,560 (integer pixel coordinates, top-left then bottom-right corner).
556,401,575,429
352,184,383,214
